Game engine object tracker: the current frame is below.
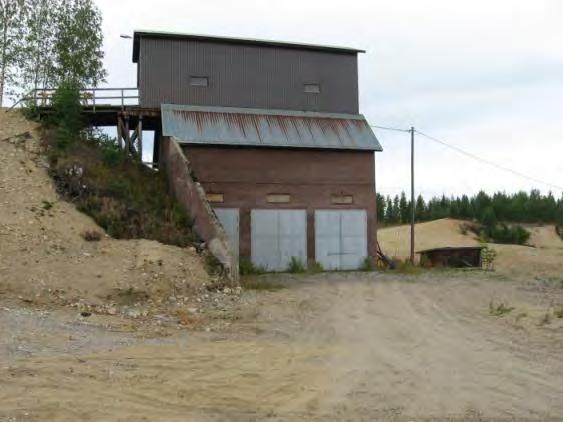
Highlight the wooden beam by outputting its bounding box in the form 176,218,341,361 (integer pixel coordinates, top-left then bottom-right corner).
138,116,143,160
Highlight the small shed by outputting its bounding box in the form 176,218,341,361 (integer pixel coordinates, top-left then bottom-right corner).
417,246,485,268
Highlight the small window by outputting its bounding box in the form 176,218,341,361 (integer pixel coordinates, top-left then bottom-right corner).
190,76,208,87
267,194,291,204
332,195,353,205
304,83,320,94
206,193,224,203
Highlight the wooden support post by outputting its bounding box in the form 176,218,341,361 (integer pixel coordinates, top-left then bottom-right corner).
116,115,123,149
124,116,131,155
138,116,143,161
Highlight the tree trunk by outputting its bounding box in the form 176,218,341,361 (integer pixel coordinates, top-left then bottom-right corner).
0,22,8,106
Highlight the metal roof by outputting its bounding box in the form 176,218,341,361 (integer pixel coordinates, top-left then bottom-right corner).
417,246,485,254
161,104,383,151
133,30,365,62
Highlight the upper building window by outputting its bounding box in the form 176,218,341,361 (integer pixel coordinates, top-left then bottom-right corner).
304,83,320,94
190,76,209,87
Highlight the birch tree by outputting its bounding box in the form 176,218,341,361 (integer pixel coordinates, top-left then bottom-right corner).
0,0,24,105
53,0,106,87
19,0,59,92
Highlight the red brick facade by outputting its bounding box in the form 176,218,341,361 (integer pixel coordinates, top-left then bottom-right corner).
182,145,378,265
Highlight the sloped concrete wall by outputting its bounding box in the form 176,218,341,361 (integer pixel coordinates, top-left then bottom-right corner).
159,136,238,281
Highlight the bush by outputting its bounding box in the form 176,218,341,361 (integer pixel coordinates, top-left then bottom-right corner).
359,257,373,271
50,81,83,151
47,134,196,248
486,224,530,245
287,257,306,273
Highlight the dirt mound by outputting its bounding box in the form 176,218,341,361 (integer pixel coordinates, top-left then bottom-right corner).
378,218,563,279
378,218,479,258
0,110,210,310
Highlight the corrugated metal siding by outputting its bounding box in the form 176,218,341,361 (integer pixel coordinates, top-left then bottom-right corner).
161,104,382,151
315,210,367,270
139,37,359,114
251,209,307,271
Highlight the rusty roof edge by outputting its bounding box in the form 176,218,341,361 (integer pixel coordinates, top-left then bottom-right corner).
161,105,383,152
133,30,365,62
161,104,368,120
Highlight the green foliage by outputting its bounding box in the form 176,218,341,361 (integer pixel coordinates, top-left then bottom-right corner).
486,224,530,245
378,190,563,227
239,258,266,276
555,307,563,319
481,247,497,271
50,80,83,149
0,0,26,104
309,261,324,274
41,200,54,210
359,257,373,271
239,277,285,291
47,131,196,248
287,257,306,273
4,0,106,103
53,0,106,87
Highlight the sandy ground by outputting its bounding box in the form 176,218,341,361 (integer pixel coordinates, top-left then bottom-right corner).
1,272,563,421
0,110,211,308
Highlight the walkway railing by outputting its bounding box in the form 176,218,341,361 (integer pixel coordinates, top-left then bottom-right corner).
8,87,139,112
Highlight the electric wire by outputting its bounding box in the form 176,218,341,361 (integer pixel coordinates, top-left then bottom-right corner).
414,129,563,192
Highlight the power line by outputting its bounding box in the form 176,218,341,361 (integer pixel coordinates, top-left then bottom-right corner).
414,129,563,192
370,124,410,133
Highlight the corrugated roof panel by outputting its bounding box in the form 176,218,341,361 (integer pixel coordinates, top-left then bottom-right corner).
161,104,383,151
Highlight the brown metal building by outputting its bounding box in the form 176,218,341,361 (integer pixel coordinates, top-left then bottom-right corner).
133,31,383,272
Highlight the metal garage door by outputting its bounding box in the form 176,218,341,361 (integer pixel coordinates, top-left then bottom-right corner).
251,210,307,271
214,208,239,258
315,210,367,270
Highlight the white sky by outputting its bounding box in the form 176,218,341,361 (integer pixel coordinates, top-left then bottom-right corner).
96,0,563,199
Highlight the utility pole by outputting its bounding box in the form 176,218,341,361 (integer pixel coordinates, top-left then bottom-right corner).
410,126,415,264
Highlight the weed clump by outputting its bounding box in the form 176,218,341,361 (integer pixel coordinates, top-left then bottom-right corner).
239,258,266,276
240,277,285,291
287,257,306,273
81,230,102,242
489,300,515,316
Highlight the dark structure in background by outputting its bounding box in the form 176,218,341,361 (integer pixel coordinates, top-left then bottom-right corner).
131,30,383,271
417,246,485,268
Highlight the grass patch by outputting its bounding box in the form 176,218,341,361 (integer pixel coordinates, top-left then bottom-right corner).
555,307,563,319
359,257,374,271
240,277,285,291
42,200,54,210
309,261,324,274
287,257,306,273
239,258,266,276
489,300,515,317
45,130,196,248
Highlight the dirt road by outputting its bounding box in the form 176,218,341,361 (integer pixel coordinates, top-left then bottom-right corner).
2,272,562,421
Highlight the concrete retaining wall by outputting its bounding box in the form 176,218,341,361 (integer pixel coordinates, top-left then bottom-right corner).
159,136,238,281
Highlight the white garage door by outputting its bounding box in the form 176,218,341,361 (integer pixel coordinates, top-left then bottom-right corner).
251,209,307,271
214,208,239,258
315,210,367,270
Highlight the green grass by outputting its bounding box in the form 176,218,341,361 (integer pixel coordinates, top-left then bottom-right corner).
287,257,306,273
46,131,196,248
239,258,266,276
240,277,285,291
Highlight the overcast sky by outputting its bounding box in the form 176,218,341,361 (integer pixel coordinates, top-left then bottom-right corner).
96,0,563,199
